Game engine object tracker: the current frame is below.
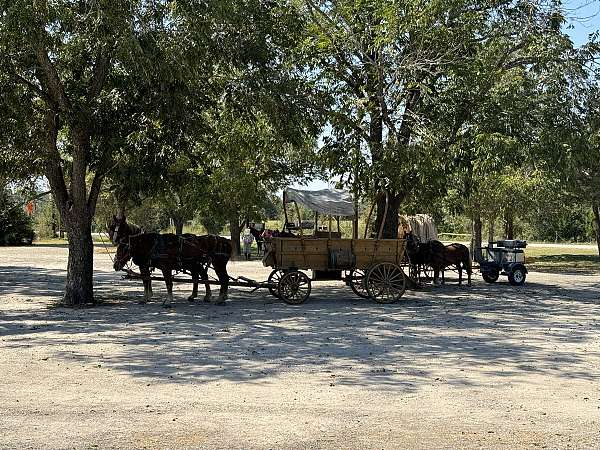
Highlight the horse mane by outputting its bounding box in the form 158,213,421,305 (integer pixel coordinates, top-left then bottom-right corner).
127,221,143,235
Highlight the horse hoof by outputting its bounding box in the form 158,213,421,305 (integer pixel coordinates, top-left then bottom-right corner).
187,296,196,303
137,300,148,305
203,296,212,303
215,300,226,306
162,303,173,309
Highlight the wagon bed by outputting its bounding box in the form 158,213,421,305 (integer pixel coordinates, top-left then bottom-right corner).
263,236,408,305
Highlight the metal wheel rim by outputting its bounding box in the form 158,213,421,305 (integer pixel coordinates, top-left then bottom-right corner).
366,263,406,304
349,269,369,299
268,269,284,298
513,270,524,284
278,272,311,305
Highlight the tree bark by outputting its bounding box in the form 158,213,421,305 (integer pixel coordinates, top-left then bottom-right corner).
504,210,514,239
173,217,184,235
488,217,495,243
229,218,242,257
592,203,600,258
373,192,401,239
472,211,483,262
63,215,94,306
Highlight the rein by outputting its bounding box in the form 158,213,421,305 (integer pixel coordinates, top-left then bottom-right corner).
94,218,116,265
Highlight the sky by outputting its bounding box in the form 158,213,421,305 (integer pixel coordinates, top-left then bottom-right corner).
564,0,600,45
293,0,600,192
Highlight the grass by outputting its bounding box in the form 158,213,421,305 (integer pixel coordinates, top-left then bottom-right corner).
525,246,599,274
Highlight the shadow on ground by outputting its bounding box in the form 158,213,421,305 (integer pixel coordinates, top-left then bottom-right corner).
1,264,599,393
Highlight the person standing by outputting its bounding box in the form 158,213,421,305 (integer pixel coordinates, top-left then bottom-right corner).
242,228,254,260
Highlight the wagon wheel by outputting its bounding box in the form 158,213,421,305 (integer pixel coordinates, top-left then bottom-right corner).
267,269,284,298
278,271,311,305
348,268,369,299
365,262,406,304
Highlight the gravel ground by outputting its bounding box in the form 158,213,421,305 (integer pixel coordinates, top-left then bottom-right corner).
1,244,599,449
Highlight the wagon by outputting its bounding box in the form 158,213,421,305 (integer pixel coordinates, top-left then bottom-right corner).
263,189,408,305
478,239,528,286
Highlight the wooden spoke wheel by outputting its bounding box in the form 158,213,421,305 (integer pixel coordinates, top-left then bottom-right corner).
349,268,369,299
365,262,406,304
267,269,285,298
278,271,312,305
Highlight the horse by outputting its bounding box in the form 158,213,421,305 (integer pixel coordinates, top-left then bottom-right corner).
405,234,471,286
247,225,264,255
108,215,143,245
113,233,233,306
429,242,472,286
404,233,446,283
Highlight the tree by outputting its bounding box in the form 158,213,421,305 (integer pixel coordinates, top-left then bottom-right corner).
0,1,224,304
303,0,578,238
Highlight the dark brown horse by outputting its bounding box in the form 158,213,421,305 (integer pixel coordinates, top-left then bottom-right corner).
405,235,471,286
113,233,232,306
405,234,446,283
247,224,264,255
430,242,472,286
108,215,143,245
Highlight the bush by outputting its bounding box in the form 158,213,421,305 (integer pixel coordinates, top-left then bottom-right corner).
0,187,34,245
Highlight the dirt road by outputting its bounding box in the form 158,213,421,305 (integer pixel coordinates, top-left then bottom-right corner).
1,245,599,449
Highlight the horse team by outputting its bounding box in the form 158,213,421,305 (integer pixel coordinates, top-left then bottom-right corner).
109,216,232,307
108,216,471,307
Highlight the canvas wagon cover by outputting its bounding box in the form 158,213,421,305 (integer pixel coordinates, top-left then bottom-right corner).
285,188,355,217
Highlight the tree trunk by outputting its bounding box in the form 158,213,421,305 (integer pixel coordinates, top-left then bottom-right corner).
229,218,241,257
592,203,600,258
472,211,483,262
488,217,495,243
63,215,94,306
504,210,514,239
51,206,57,238
373,192,401,239
173,217,184,235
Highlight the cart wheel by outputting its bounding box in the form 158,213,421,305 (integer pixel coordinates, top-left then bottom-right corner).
482,269,499,283
508,267,526,286
278,271,311,305
365,262,406,304
267,269,284,298
349,268,369,299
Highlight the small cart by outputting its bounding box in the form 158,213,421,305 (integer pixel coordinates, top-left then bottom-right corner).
478,240,528,286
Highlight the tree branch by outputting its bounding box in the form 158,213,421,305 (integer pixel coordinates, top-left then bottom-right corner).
12,72,54,105
34,31,72,112
87,49,111,101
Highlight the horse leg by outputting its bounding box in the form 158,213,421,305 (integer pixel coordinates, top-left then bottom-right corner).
161,268,174,308
188,268,198,302
214,261,229,305
458,263,462,286
140,267,152,303
200,265,212,302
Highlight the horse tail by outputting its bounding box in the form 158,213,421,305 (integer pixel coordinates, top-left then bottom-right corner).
464,246,472,274
215,235,234,260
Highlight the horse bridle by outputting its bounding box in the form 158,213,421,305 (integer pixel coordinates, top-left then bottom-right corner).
114,238,131,269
